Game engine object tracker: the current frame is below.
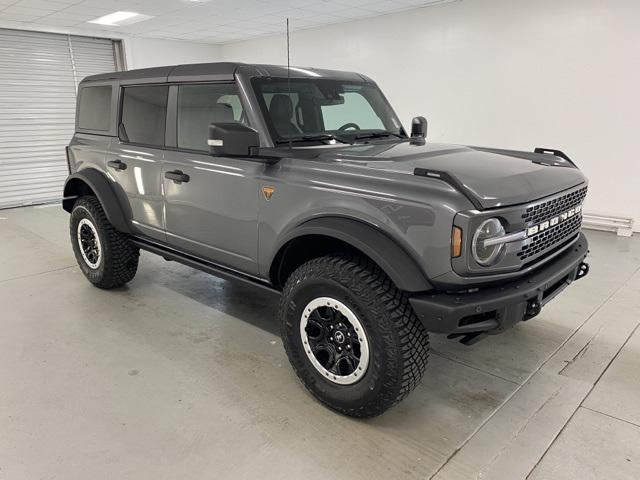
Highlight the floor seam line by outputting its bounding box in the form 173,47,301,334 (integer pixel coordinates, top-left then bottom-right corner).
2,214,67,245
0,265,75,285
431,350,520,385
524,320,640,479
580,406,640,429
428,263,640,480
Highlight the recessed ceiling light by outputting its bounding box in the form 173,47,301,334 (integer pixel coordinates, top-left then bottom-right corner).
88,11,153,26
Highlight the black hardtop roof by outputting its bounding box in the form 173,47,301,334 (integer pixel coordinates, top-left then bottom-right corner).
80,62,370,85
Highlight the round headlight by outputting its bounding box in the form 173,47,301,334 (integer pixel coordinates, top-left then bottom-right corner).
472,218,506,266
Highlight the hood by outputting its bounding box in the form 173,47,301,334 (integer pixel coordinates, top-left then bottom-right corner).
316,141,587,209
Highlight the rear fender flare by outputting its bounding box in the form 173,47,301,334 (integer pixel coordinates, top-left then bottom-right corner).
62,169,131,233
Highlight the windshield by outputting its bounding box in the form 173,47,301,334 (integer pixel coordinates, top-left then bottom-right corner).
252,77,406,145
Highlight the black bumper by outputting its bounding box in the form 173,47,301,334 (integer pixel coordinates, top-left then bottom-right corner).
409,233,589,340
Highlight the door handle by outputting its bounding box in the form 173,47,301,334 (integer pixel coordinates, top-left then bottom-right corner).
107,159,127,171
165,170,190,183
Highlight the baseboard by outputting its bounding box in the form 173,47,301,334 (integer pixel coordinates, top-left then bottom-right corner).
582,213,634,237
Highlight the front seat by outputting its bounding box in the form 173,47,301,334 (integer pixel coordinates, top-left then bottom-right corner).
178,103,234,151
269,94,301,137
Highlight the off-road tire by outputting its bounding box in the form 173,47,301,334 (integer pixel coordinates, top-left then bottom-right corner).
70,195,139,289
280,253,429,418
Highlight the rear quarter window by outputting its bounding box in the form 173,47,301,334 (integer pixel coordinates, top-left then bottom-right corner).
78,85,112,131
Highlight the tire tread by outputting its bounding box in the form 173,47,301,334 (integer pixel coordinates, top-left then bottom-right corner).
280,253,429,417
71,196,139,289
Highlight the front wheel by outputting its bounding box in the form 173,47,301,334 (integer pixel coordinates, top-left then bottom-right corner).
280,254,429,417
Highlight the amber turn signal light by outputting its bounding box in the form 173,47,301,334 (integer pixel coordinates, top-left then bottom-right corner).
452,226,463,258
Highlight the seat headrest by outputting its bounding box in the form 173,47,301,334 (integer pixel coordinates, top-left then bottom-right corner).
211,103,234,123
269,94,294,123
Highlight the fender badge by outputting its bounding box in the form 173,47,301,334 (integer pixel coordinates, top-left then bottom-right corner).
262,186,275,200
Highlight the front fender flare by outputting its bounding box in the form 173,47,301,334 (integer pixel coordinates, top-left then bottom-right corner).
271,216,432,292
62,169,131,234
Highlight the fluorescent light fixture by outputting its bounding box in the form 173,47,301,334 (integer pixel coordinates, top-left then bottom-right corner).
88,11,153,26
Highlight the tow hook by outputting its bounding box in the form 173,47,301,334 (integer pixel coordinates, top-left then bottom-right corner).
576,262,590,280
524,299,542,320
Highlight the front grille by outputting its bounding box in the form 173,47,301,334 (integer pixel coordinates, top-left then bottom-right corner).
518,212,582,260
522,186,587,225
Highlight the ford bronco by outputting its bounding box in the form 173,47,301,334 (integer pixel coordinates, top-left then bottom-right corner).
63,62,589,417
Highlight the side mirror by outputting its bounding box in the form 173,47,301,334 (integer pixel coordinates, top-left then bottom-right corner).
410,116,428,139
208,122,260,157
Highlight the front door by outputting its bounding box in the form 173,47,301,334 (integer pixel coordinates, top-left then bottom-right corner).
162,83,261,275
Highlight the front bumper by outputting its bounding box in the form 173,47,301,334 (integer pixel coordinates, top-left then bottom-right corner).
409,233,589,342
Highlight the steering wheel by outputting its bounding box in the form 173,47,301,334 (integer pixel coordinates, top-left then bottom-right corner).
338,122,360,131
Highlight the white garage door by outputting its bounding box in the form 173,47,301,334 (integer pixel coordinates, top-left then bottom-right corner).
0,28,121,209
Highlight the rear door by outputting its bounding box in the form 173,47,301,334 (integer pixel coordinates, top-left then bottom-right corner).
107,84,168,241
162,82,261,274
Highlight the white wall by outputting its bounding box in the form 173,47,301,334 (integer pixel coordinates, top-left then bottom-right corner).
221,0,640,230
124,37,221,69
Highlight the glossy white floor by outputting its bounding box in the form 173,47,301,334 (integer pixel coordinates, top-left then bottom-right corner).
1,204,639,480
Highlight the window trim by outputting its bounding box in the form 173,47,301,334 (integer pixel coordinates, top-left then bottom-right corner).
251,77,406,145
116,80,249,152
117,83,170,149
169,81,248,154
76,81,118,137
165,85,178,148
77,85,112,132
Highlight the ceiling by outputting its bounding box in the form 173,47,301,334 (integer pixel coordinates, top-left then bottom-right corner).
0,0,456,44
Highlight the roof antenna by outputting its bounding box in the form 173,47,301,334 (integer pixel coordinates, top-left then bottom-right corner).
286,17,292,149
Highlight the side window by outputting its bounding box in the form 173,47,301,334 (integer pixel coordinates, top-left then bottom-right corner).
217,94,245,122
78,85,112,131
177,84,246,152
121,85,169,146
321,91,384,131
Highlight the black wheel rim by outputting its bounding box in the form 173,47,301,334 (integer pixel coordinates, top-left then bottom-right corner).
76,218,102,269
300,297,369,385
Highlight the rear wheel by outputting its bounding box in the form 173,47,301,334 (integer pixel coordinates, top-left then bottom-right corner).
280,254,429,417
70,196,139,289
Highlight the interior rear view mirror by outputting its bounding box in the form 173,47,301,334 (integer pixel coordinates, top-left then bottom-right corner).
314,95,345,106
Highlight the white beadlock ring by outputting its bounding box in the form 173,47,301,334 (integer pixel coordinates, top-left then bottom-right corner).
77,218,102,269
300,297,370,385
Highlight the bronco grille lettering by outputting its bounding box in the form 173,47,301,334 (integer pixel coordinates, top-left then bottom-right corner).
527,205,582,237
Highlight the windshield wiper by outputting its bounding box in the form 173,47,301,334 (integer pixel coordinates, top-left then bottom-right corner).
276,134,353,145
353,131,405,141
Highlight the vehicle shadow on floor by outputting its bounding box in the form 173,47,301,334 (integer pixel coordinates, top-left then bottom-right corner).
135,250,586,386
138,253,281,336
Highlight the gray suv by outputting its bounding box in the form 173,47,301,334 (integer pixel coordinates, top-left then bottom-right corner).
64,62,590,417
